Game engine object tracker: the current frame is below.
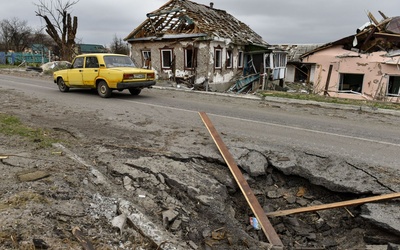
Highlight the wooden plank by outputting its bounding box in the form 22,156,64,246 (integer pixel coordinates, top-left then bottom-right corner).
198,112,283,247
266,192,400,217
368,12,380,26
323,65,333,96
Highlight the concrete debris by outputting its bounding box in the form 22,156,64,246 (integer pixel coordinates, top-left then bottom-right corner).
111,213,127,235
118,199,189,250
237,150,268,177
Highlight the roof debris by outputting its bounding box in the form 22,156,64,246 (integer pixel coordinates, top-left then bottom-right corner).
125,0,267,46
302,11,400,58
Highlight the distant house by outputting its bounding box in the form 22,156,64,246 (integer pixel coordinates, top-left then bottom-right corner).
277,44,321,84
124,0,286,92
301,12,400,102
74,44,108,54
28,44,50,54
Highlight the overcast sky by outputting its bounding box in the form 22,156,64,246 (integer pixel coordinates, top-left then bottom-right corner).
2,0,399,47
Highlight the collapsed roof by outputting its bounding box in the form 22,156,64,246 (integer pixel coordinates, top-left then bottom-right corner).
301,11,400,58
124,0,268,47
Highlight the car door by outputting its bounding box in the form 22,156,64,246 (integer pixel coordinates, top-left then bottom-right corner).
68,57,84,85
82,56,100,86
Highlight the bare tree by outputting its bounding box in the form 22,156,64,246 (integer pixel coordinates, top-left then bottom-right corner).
0,18,32,51
110,35,129,55
35,0,79,61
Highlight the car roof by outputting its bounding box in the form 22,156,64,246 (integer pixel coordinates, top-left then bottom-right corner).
76,53,128,57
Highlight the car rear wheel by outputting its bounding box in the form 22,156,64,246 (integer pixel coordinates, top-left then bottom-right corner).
57,78,69,92
97,80,112,98
128,88,141,96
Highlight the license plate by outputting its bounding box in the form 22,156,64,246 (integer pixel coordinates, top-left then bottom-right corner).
134,74,145,79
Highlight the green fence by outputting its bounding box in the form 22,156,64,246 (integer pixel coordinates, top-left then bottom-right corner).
0,52,49,65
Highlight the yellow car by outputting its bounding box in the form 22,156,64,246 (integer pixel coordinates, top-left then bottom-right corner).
53,53,156,98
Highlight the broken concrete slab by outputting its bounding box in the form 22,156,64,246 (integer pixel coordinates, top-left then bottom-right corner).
236,149,268,177
162,209,179,224
269,150,392,194
122,156,229,209
118,199,189,250
361,202,400,236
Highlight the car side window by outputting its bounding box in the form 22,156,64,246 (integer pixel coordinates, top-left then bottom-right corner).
72,57,84,69
85,56,99,68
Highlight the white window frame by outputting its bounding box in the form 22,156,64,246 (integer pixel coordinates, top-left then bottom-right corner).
214,48,222,69
237,51,243,68
338,73,364,93
161,49,173,69
142,50,151,68
226,49,233,69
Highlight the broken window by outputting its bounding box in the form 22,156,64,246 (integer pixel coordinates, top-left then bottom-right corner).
269,53,287,80
387,75,400,96
214,47,222,69
339,73,364,93
226,49,233,69
184,46,197,69
273,53,287,68
160,49,173,69
238,51,243,68
142,50,151,69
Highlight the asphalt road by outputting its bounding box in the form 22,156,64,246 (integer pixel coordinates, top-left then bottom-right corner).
1,74,400,173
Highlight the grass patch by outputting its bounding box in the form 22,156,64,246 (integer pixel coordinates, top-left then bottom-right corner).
0,191,49,211
0,65,18,69
259,91,400,111
0,113,59,148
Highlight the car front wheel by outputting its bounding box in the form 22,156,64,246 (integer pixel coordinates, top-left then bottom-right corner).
57,78,69,92
128,88,141,96
97,80,112,98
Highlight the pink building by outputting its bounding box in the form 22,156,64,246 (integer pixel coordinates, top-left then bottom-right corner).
301,13,400,103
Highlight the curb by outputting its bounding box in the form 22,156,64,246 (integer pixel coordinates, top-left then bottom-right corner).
152,85,400,117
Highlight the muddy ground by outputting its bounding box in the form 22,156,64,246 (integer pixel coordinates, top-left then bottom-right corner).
0,70,399,249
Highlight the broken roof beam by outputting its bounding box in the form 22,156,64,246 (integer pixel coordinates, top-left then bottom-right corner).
146,8,181,17
378,10,388,20
368,12,380,26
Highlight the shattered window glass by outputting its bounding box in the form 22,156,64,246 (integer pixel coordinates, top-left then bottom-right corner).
184,47,197,69
142,50,151,69
339,73,364,93
387,76,400,96
161,49,172,69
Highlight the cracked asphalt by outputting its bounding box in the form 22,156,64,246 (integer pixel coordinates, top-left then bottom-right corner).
1,70,400,249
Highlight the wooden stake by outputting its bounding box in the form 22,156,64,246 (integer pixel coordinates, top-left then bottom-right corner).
199,112,283,247
266,192,400,217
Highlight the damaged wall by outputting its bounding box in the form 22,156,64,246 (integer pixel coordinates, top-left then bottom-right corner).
130,39,245,91
302,45,400,102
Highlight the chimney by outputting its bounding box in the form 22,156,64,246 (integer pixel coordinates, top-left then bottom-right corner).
210,2,214,8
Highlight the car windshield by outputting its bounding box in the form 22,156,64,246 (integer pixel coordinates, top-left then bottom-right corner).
104,55,136,68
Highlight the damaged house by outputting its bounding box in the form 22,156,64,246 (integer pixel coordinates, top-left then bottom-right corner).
301,11,400,102
124,0,286,92
277,44,321,84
